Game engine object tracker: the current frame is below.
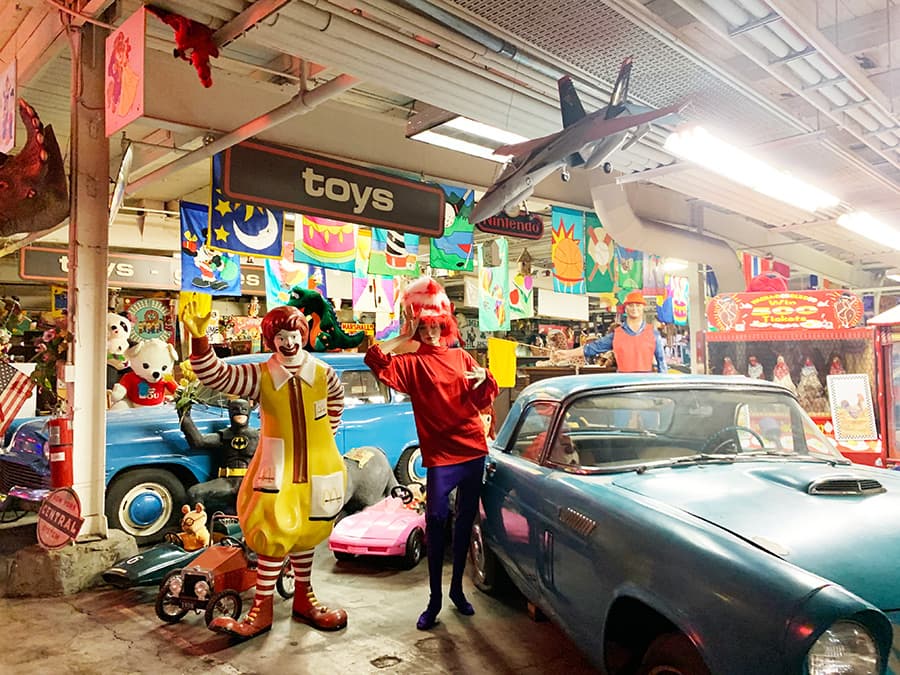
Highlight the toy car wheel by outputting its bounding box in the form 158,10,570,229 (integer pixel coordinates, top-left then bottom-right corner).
204,589,242,627
155,570,188,623
469,519,506,594
402,527,425,569
276,558,295,599
395,446,426,485
333,551,355,562
636,632,711,675
106,469,186,545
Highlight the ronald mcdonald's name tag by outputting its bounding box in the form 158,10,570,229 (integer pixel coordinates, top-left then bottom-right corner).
310,471,344,520
314,398,327,420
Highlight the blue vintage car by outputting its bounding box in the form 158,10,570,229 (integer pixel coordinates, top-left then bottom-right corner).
471,374,897,675
0,352,421,544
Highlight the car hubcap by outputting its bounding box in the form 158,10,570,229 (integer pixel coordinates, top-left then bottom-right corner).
470,523,486,583
119,483,172,535
409,450,425,482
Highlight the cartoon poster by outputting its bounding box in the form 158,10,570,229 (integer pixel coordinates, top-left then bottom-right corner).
263,242,327,308
294,215,357,272
368,228,418,277
430,185,475,272
477,239,510,332
827,374,877,441
614,244,643,303
584,211,615,293
0,60,15,154
105,7,145,137
509,271,534,320
210,153,284,258
550,206,586,294
123,297,176,345
179,201,241,296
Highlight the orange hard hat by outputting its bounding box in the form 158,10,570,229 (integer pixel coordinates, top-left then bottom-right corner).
622,290,646,306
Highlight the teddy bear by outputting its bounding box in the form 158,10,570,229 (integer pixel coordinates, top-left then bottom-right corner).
106,312,133,390
109,337,178,409
165,503,210,551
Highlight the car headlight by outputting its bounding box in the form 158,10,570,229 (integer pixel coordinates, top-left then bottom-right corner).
167,576,183,596
41,440,50,461
807,621,880,675
194,580,210,600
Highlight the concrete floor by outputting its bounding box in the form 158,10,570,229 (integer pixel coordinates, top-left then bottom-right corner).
0,519,598,674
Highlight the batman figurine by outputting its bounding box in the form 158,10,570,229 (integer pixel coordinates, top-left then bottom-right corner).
287,286,365,351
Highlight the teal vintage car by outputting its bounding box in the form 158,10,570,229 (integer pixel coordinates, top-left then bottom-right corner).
471,374,897,675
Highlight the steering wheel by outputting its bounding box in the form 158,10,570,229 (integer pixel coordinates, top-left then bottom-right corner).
391,485,414,504
700,425,765,455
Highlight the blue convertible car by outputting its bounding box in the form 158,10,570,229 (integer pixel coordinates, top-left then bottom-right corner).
471,374,898,675
0,353,421,544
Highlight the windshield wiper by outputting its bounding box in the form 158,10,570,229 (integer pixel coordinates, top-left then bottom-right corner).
738,450,844,465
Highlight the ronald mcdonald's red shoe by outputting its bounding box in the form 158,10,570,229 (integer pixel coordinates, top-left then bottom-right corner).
292,585,347,631
209,595,273,639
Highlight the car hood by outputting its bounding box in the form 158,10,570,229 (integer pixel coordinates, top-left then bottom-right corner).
610,461,900,610
333,503,422,541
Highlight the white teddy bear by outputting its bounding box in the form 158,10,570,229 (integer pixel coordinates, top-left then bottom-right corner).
106,313,133,391
109,338,178,410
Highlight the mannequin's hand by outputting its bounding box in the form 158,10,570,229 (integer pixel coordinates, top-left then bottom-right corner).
179,291,213,339
465,366,487,388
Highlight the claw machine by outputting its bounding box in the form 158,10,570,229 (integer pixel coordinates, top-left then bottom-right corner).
705,290,882,466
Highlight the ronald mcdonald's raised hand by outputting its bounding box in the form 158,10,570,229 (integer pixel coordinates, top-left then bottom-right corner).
178,291,213,339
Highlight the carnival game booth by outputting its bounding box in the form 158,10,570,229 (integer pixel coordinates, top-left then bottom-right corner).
866,305,900,465
705,290,882,466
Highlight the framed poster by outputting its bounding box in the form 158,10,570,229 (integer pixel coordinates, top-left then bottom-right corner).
826,373,877,441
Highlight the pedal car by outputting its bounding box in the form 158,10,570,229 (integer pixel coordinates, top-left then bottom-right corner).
102,512,243,589
154,538,294,627
328,484,426,569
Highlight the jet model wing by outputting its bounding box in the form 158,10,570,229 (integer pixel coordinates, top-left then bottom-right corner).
494,130,564,159
569,101,686,150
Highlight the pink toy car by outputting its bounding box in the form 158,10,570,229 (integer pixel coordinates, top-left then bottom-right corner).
329,485,425,569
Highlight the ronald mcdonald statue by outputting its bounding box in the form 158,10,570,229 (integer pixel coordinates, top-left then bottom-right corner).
181,293,347,639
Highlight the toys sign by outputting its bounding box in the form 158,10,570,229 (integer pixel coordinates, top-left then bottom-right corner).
37,488,84,550
706,290,863,332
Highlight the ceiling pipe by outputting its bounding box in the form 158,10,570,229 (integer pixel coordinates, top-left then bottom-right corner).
125,73,360,195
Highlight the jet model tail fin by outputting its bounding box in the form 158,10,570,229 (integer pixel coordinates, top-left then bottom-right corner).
558,76,587,129
606,56,633,117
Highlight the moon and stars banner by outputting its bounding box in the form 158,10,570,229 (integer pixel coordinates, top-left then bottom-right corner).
430,185,475,272
584,211,615,294
293,214,358,272
550,206,586,295
179,201,241,296
263,242,327,307
210,153,284,259
477,238,510,332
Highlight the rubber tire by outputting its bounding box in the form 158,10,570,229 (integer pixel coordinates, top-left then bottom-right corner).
106,468,186,546
333,551,355,562
636,632,711,675
603,162,613,174
469,519,505,594
394,446,425,485
155,570,188,623
402,527,425,569
276,558,295,599
204,589,242,627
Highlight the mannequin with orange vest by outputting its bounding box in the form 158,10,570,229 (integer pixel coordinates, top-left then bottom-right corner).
554,290,666,373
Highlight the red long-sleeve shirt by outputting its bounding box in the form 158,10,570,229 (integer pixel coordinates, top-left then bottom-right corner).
365,343,498,468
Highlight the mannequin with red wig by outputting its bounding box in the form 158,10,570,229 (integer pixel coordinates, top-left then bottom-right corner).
365,277,498,631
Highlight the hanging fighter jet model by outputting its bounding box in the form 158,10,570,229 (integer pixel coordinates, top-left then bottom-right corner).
469,57,685,223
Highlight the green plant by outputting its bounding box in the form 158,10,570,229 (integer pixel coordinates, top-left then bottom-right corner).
30,317,70,409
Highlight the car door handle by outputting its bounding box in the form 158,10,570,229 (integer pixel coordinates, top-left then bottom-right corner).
485,461,497,477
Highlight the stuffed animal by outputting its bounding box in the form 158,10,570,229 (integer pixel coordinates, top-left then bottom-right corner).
340,446,399,517
146,5,219,88
287,286,365,351
109,338,178,409
165,504,210,551
106,313,133,390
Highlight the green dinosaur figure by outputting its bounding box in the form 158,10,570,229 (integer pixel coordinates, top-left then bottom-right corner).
287,286,365,352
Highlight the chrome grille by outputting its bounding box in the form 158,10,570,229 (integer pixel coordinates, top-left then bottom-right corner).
0,457,50,492
808,477,885,496
559,507,597,537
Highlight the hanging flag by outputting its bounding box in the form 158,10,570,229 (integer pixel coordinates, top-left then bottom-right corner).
487,337,517,388
477,239,510,332
550,206,586,294
0,60,16,153
0,361,34,438
643,254,667,296
210,153,284,258
584,211,615,293
430,185,475,272
614,244,643,303
670,275,689,325
293,215,357,272
180,201,241,296
352,275,376,316
368,228,419,276
104,8,145,137
509,271,534,319
264,242,327,307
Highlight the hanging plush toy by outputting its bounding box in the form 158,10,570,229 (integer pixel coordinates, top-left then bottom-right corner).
146,5,219,88
287,286,365,351
109,338,178,409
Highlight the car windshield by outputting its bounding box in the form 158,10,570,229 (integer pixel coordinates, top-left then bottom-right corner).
547,387,847,472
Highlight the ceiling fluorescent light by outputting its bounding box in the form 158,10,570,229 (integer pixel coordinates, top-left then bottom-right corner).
441,117,529,146
663,126,840,213
662,258,689,272
410,129,512,163
837,212,900,251
887,274,900,283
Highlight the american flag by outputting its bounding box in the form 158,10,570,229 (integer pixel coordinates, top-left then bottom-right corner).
0,361,34,438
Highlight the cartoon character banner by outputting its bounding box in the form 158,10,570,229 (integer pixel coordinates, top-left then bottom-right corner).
368,228,418,276
293,215,357,272
670,275,689,326
210,153,284,258
264,242,327,307
105,7,145,137
430,185,475,272
0,60,15,153
508,271,534,319
550,206,586,295
584,211,615,293
123,296,176,345
180,201,241,296
477,239,510,332
614,244,643,303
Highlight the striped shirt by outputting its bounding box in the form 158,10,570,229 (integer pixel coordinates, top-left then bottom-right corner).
191,346,344,434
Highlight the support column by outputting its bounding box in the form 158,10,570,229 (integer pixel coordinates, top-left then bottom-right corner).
68,22,109,539
689,203,707,374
